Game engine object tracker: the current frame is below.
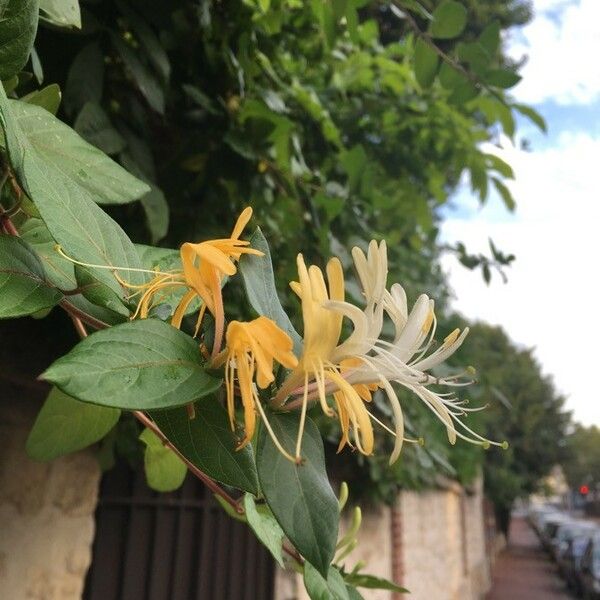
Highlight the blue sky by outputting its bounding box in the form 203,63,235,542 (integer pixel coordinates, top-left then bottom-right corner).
441,0,600,425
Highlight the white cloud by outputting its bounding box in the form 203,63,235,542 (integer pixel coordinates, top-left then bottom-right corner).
508,0,600,105
442,132,600,425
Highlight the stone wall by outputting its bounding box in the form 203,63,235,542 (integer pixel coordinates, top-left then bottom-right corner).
275,477,491,600
399,477,490,600
0,393,101,600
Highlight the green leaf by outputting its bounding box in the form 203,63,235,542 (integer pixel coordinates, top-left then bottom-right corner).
484,68,521,89
414,38,439,88
257,412,339,576
304,562,350,600
74,102,126,155
116,1,170,83
2,74,18,94
243,494,285,567
74,265,130,316
448,81,478,104
485,153,514,179
111,35,165,114
513,103,547,133
150,396,259,494
428,0,467,40
0,0,39,80
492,177,515,211
64,42,104,117
26,387,120,461
239,227,302,355
340,144,367,192
478,21,500,57
39,0,81,29
120,152,169,243
346,587,365,600
10,100,149,205
0,89,147,296
21,83,61,114
140,187,169,243
438,62,464,90
182,84,222,115
30,44,42,83
456,41,489,75
42,319,222,410
20,218,127,326
0,234,62,318
140,428,187,492
399,0,432,20
343,572,408,593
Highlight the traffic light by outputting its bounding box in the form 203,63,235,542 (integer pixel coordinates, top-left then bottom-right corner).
579,484,590,496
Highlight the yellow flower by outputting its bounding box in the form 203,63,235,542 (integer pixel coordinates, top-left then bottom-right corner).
213,317,298,457
276,255,375,460
127,207,261,355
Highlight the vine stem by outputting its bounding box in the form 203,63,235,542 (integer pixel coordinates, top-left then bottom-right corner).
393,0,509,106
1,205,244,516
131,409,244,514
70,312,244,515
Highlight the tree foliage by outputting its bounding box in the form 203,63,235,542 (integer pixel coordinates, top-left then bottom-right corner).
562,425,600,492
458,321,570,532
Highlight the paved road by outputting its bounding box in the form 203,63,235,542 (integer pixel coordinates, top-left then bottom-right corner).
487,516,573,599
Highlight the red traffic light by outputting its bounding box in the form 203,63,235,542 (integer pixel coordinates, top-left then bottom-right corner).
580,485,590,495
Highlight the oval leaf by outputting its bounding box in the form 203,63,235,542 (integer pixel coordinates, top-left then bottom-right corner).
239,227,302,355
150,396,259,494
0,234,62,318
244,493,285,567
140,428,187,492
9,99,150,205
42,319,221,410
64,43,104,117
304,563,350,600
0,0,39,80
428,0,467,40
20,218,127,326
257,412,338,576
414,38,439,88
0,88,147,296
26,387,120,461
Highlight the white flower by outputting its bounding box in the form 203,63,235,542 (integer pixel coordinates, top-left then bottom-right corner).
321,240,502,463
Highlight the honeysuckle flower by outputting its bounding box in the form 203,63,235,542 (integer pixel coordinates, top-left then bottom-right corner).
334,264,503,455
212,317,298,458
275,254,375,460
122,208,261,355
277,239,502,464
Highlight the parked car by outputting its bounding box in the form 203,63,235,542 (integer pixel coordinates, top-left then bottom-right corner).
552,521,598,562
578,532,600,599
564,531,598,596
541,514,571,551
529,506,559,534
532,508,567,537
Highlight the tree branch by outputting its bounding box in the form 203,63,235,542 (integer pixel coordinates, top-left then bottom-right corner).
393,0,509,106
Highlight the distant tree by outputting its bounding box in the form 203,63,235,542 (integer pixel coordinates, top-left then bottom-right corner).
562,425,600,492
453,321,571,535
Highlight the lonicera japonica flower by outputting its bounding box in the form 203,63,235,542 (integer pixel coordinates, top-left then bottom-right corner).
213,317,298,458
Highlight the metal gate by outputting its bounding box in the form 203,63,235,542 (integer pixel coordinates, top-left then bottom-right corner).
83,462,274,600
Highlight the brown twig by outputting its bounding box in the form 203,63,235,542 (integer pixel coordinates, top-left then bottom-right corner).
283,543,305,566
132,410,244,514
59,298,111,330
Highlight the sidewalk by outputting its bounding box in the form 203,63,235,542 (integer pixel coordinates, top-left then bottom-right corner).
487,516,573,599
